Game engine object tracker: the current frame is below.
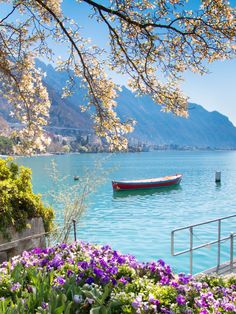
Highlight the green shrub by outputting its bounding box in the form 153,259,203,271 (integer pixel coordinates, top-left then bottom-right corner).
0,158,54,238
0,136,13,155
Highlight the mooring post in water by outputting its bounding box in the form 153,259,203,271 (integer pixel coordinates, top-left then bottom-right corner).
230,232,234,273
72,219,77,241
215,171,221,183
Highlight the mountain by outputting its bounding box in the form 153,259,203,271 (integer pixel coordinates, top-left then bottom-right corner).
117,87,236,149
0,59,236,149
35,60,91,131
0,115,9,131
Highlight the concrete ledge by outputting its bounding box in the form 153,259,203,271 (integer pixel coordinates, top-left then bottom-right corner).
0,217,46,263
196,260,236,276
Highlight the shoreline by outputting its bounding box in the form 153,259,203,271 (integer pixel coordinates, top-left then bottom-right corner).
1,148,236,159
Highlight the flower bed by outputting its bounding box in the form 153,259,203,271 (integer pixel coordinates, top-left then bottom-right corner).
0,241,235,313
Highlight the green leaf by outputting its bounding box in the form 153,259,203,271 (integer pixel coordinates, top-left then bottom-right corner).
54,305,65,314
90,307,102,314
64,302,73,314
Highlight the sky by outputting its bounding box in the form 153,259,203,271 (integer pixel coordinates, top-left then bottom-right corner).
1,1,236,125
61,0,236,125
182,59,236,125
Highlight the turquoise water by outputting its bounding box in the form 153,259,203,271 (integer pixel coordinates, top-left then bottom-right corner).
17,151,236,274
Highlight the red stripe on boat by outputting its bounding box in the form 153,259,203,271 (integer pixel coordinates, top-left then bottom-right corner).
112,175,182,191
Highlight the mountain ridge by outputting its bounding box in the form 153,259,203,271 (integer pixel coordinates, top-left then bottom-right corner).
0,59,236,149
116,86,236,148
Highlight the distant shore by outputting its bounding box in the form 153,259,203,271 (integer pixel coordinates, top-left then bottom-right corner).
1,147,236,159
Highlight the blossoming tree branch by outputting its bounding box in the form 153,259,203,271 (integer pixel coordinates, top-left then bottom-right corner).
0,0,235,154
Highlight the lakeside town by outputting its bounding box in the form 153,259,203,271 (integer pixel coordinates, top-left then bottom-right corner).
0,122,234,155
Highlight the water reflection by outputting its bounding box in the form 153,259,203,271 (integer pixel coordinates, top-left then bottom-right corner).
215,182,221,191
113,185,182,198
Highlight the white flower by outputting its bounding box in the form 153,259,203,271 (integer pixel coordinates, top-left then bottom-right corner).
73,294,83,304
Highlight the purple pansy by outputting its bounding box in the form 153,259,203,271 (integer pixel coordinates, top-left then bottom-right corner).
176,294,186,305
132,295,142,309
56,276,66,285
11,282,21,291
85,276,94,284
41,302,48,309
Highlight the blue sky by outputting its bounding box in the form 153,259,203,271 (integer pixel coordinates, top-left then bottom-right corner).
61,0,236,125
1,1,235,125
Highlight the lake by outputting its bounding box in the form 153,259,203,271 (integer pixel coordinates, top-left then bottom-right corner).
17,150,236,274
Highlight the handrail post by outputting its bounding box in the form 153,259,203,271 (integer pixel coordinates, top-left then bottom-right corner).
230,232,234,272
190,226,193,274
171,231,174,255
217,220,221,273
72,219,77,241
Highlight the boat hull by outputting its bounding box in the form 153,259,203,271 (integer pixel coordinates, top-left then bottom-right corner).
112,175,182,191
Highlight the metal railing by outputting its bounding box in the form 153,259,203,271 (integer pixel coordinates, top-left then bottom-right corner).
171,214,236,274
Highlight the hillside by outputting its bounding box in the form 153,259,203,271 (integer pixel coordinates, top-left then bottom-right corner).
0,60,236,149
117,87,236,149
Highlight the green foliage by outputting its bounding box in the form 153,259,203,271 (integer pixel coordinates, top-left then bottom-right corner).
197,273,236,289
0,158,54,238
0,136,13,155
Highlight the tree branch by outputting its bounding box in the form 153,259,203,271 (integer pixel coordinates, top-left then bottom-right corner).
0,4,20,24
